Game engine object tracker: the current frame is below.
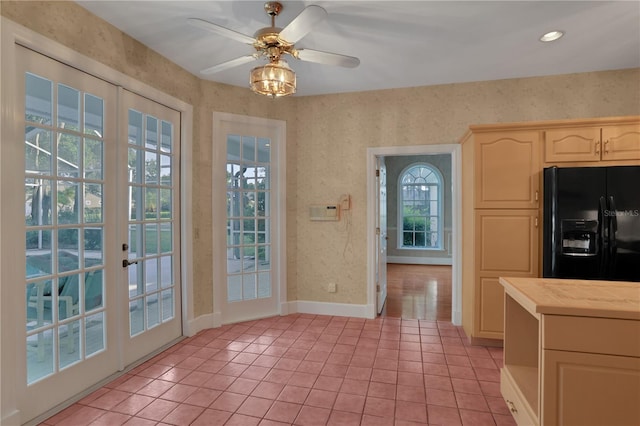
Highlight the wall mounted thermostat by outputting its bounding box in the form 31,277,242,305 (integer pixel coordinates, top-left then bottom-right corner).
309,205,340,221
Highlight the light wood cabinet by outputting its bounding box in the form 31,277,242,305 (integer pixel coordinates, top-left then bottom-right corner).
460,116,638,344
462,126,541,342
545,123,640,163
500,277,640,426
475,131,540,209
474,210,539,338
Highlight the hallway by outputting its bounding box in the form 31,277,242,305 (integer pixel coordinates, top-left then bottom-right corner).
382,264,452,321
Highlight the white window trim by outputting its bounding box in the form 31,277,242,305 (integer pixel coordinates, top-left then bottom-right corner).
396,163,444,251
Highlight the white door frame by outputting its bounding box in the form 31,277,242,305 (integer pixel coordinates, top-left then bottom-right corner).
1,18,194,425
366,144,462,324
211,112,287,326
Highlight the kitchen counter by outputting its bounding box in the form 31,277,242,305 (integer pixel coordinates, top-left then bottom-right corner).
499,277,640,320
499,277,640,425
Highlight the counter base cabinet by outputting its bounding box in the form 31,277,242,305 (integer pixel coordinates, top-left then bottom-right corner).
542,350,640,426
500,280,640,426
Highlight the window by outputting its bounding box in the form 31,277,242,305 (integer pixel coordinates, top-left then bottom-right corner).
398,164,442,249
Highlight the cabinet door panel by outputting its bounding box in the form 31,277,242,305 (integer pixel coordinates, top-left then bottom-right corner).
544,127,600,163
542,350,640,426
475,131,540,209
476,210,538,275
478,277,504,336
602,123,640,161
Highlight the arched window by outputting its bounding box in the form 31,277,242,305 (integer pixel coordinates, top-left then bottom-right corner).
398,164,442,249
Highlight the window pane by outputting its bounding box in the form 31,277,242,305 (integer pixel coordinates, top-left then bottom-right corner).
145,187,158,220
227,135,241,161
84,183,102,223
129,299,144,336
128,147,142,183
160,155,171,186
58,181,80,224
145,258,158,292
25,179,53,226
58,319,80,369
161,120,172,153
58,84,80,131
161,289,174,321
26,279,53,331
415,232,426,247
84,94,103,136
145,116,158,150
27,329,54,384
85,312,105,356
84,228,103,267
58,229,80,272
145,151,158,184
146,293,160,329
26,73,52,125
84,138,103,180
26,243,52,274
129,187,141,220
243,274,257,300
258,272,271,298
160,189,172,220
128,110,143,146
160,223,172,254
85,270,103,311
25,127,52,175
242,136,255,162
257,138,270,163
160,255,173,288
227,275,242,302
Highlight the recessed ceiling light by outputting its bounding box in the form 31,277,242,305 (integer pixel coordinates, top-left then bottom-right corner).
539,30,564,42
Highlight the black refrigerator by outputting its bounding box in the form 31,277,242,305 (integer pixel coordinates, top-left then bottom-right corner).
543,165,640,282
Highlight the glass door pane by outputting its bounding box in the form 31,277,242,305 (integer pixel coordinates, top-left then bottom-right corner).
24,73,107,384
226,135,272,303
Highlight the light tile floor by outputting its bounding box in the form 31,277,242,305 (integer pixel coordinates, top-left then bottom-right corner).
41,314,516,425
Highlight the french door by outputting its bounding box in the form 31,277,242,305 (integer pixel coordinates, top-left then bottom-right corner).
11,46,182,422
214,114,285,324
120,89,182,365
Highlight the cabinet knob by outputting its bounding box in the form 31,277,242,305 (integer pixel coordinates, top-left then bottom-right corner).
506,399,518,413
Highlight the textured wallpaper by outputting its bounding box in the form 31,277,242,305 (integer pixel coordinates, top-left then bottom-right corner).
3,1,640,315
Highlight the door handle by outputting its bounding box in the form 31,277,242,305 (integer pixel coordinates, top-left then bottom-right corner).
122,259,138,268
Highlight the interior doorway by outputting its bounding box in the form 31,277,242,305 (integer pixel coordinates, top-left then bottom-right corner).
366,145,462,324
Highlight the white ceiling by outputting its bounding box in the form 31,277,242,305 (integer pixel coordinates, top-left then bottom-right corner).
76,1,640,97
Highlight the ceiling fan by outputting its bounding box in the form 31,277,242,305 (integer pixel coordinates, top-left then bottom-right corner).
188,1,360,97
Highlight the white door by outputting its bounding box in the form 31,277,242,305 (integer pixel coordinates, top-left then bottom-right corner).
15,45,120,421
214,115,285,324
376,157,388,314
10,46,182,422
120,90,182,365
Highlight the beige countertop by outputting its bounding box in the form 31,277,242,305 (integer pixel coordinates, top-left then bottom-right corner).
499,277,640,320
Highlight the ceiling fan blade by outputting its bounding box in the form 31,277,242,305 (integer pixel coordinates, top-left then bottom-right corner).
279,5,328,44
297,49,360,68
188,18,255,45
200,55,257,75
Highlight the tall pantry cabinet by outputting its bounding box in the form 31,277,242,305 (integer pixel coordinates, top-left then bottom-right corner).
461,126,541,341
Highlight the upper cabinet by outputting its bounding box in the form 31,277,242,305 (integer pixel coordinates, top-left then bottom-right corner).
474,131,541,209
545,123,640,163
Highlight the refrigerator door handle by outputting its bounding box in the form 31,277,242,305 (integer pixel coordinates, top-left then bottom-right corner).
599,196,609,277
609,195,618,276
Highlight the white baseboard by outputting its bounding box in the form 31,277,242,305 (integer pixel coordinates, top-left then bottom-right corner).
289,300,375,319
452,309,462,326
2,410,20,426
185,313,219,336
387,256,452,265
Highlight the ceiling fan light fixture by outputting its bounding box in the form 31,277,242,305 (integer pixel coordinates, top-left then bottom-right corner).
250,59,296,98
539,30,564,42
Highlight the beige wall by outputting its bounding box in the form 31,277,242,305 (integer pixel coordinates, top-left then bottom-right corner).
3,1,640,315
